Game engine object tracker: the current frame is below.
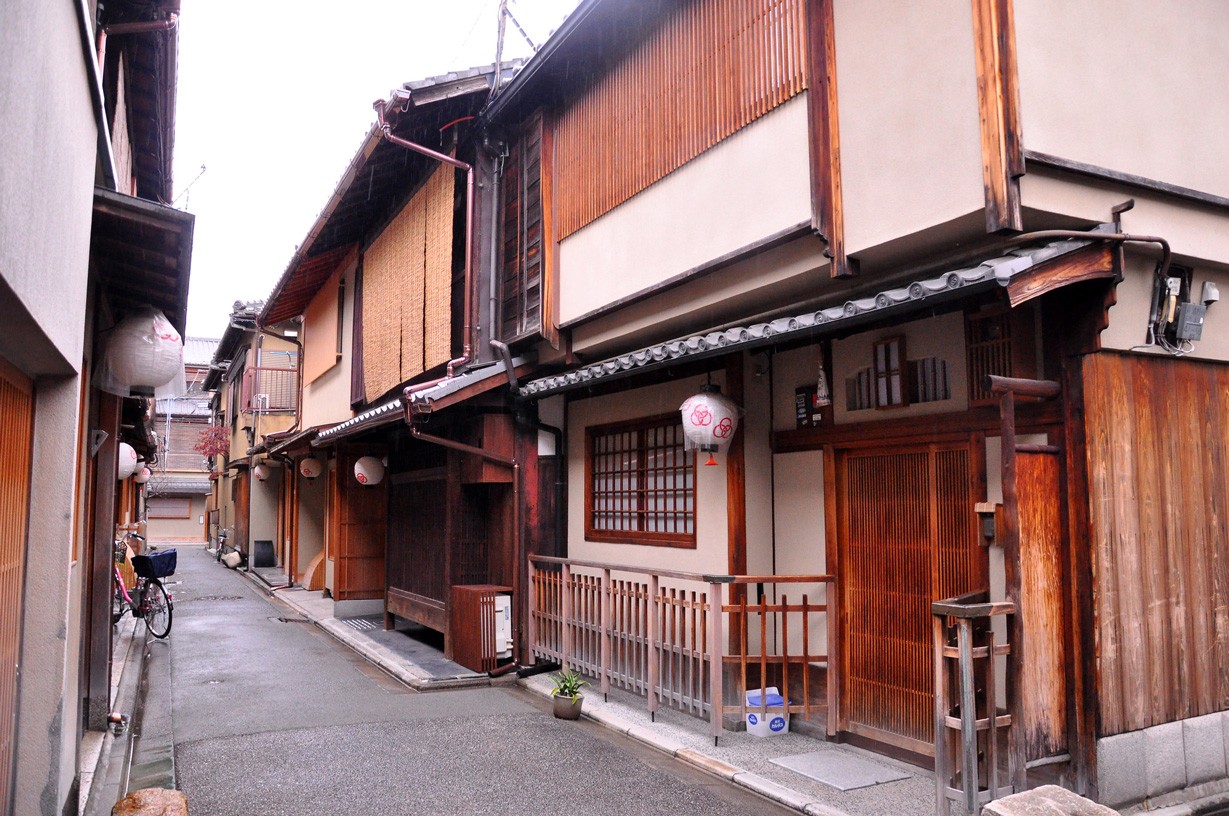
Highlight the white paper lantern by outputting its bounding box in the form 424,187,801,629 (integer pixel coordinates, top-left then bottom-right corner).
116,442,139,480
97,308,184,397
133,466,152,484
679,385,741,466
354,456,385,486
299,457,323,480
253,464,271,482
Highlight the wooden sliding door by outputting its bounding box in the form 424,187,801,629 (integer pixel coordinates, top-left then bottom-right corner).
838,441,985,753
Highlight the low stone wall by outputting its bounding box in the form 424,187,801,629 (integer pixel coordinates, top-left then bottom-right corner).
1097,712,1229,808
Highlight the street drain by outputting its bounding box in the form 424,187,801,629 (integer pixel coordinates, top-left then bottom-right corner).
192,595,244,602
275,616,312,624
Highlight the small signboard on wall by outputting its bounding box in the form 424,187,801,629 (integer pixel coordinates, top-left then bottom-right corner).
795,385,832,429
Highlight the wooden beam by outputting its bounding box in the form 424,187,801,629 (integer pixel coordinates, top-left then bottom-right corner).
806,0,854,277
86,392,120,730
1006,244,1115,307
971,0,1023,233
725,354,748,653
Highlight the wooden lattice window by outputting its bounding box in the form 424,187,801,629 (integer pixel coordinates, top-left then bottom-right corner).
585,414,696,547
500,117,543,341
966,307,1013,406
873,336,908,409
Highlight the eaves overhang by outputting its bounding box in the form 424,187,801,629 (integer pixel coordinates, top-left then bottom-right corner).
313,399,404,446
518,234,1103,399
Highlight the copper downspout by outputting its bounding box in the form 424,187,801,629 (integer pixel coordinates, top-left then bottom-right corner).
1001,229,1171,280
97,14,179,71
372,93,476,407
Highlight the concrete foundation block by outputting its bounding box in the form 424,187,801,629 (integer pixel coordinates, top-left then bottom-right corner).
1145,720,1188,797
982,784,1116,816
1184,713,1228,785
1096,730,1146,808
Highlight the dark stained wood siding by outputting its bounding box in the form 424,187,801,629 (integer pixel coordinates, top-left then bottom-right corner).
1082,352,1229,736
335,448,387,601
387,473,448,606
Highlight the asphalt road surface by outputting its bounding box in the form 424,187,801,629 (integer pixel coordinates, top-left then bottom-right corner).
166,547,790,816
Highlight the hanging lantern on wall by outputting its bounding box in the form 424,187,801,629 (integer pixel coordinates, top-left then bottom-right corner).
95,308,185,398
298,457,323,480
354,456,385,486
116,442,139,480
133,466,152,484
253,463,271,482
679,384,741,467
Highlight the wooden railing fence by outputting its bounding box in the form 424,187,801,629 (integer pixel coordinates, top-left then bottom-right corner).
529,555,836,741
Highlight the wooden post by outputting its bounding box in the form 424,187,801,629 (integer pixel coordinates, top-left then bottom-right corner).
600,568,612,700
826,577,838,736
708,581,725,742
959,618,979,814
527,558,538,661
648,574,660,719
561,562,572,670
933,613,950,816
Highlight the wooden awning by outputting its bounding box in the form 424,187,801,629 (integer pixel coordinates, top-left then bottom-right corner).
91,188,194,337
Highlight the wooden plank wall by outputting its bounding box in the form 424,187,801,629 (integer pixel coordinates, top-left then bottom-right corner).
554,0,808,239
1082,352,1229,736
335,447,387,601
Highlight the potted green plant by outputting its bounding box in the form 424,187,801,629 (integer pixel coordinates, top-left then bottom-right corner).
550,670,588,720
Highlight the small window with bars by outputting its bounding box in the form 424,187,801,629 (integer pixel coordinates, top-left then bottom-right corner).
966,307,1013,406
874,336,908,409
586,414,696,547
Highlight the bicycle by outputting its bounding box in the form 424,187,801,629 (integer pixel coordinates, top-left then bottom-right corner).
214,526,234,563
112,533,175,638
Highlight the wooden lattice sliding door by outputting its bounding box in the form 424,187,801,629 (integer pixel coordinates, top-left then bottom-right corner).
0,359,33,811
838,441,985,753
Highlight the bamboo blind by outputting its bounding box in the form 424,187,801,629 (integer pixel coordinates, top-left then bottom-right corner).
554,0,808,239
0,360,33,811
423,165,455,371
362,165,455,402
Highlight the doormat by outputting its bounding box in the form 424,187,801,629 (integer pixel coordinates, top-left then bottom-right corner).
769,750,911,791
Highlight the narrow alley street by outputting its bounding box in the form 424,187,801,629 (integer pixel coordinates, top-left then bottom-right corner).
157,545,792,816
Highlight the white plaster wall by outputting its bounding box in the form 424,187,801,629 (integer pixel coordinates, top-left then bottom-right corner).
0,3,95,377
558,95,812,324
772,450,829,655
1101,253,1229,364
146,494,208,541
301,260,357,429
834,0,985,255
1019,174,1229,275
17,377,84,814
296,470,326,575
249,466,281,557
567,374,729,575
832,311,969,422
1015,0,1229,200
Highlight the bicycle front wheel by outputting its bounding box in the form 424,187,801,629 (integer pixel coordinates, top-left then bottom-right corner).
112,573,127,624
142,579,172,638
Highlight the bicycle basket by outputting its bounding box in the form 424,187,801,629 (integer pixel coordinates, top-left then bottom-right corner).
131,549,176,579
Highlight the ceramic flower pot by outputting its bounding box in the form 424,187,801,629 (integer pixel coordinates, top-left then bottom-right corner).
552,694,583,720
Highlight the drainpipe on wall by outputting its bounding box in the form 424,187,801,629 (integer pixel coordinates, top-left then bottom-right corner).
96,14,179,75
372,92,477,411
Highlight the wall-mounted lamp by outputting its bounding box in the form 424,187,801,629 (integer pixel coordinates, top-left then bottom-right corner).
974,502,1002,547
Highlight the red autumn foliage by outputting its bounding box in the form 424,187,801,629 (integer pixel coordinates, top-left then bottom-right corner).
193,425,230,459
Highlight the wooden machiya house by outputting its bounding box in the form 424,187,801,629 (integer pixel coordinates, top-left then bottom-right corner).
258,62,560,655
477,0,1229,811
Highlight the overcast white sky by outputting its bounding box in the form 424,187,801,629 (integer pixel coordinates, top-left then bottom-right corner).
173,0,580,339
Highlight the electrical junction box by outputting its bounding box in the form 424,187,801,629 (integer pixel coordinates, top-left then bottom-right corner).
1175,302,1207,341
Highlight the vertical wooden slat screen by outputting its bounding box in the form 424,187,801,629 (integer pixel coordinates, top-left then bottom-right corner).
0,359,34,811
841,443,982,751
1083,352,1229,736
554,0,808,240
500,118,543,341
